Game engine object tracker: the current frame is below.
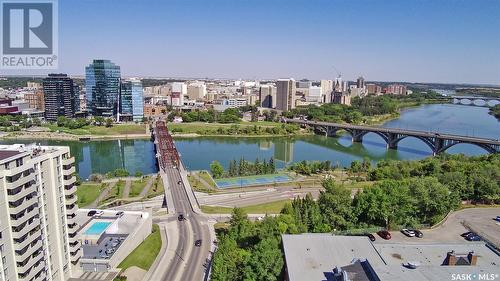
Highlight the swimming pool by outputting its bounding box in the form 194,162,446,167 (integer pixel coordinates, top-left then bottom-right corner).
85,221,112,235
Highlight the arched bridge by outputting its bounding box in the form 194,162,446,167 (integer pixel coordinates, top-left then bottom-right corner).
283,118,500,155
451,96,500,107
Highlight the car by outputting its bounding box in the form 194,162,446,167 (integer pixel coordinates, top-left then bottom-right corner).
94,211,104,217
464,233,481,241
494,216,500,222
413,229,423,238
87,210,97,217
116,211,124,217
461,231,475,237
377,230,392,240
401,229,416,237
195,239,202,247
365,233,376,242
177,180,182,184
178,214,185,221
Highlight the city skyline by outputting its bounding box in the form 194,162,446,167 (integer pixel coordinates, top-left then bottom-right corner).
2,0,500,85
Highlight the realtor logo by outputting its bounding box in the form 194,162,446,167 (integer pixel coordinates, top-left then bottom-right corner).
1,0,58,69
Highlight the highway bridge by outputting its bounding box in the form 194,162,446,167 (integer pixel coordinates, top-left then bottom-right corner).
283,118,500,155
151,121,211,281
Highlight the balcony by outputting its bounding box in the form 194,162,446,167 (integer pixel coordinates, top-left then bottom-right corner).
66,203,77,213
70,249,83,264
12,220,39,240
9,196,37,215
64,184,77,195
4,165,32,178
62,157,75,166
64,176,76,186
63,166,75,176
66,214,77,225
8,184,36,202
65,195,78,206
15,240,42,262
19,259,45,281
14,229,41,250
17,253,43,276
6,176,35,192
69,240,81,252
10,207,38,227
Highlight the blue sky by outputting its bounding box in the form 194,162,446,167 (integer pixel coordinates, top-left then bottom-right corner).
7,0,500,84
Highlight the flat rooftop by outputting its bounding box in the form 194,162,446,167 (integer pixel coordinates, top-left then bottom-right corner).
0,150,22,161
282,234,500,281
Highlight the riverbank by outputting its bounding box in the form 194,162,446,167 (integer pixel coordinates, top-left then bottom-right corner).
1,131,151,141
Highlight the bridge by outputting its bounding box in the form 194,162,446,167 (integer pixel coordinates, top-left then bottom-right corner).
283,118,500,155
450,96,500,107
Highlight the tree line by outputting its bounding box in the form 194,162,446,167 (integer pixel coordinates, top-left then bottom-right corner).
288,160,334,175
210,157,276,179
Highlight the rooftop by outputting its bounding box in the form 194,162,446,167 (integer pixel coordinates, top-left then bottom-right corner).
0,150,23,161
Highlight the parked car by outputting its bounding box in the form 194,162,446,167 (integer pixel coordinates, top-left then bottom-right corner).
195,239,202,247
494,216,500,222
377,230,392,240
94,211,104,218
116,211,124,218
178,214,185,221
401,229,416,237
461,231,475,237
413,229,423,238
365,233,376,242
464,233,481,241
87,210,97,217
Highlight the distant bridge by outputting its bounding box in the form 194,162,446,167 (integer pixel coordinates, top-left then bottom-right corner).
283,118,500,155
450,96,500,107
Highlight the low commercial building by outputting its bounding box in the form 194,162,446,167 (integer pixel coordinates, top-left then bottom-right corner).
282,234,500,281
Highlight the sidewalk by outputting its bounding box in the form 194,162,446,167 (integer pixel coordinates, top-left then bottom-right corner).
88,181,116,208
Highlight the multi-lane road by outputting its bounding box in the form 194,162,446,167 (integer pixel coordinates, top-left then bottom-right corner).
150,121,211,281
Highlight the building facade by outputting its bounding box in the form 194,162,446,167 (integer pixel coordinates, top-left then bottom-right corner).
24,91,45,111
170,82,186,107
259,85,276,109
0,144,80,281
276,79,296,111
119,79,144,122
42,74,77,121
187,83,206,100
85,60,121,117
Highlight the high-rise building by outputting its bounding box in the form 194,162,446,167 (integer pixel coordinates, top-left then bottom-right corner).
307,86,323,103
334,76,347,92
120,79,144,122
259,85,276,108
85,60,121,117
187,83,207,100
170,82,186,107
42,74,77,121
276,79,296,111
356,76,365,89
366,83,377,94
296,80,312,89
386,84,408,95
0,144,80,281
332,92,352,106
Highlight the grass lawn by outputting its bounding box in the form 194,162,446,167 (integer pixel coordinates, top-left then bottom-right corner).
45,124,147,136
118,224,162,271
198,171,216,188
129,178,149,197
146,176,164,198
102,180,125,204
77,183,106,207
201,199,290,214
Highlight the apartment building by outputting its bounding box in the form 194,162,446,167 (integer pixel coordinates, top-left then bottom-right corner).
0,144,80,281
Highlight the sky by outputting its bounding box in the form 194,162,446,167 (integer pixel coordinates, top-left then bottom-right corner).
4,0,500,84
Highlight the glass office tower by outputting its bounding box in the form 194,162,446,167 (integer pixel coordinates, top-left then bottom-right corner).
85,60,121,117
120,79,144,122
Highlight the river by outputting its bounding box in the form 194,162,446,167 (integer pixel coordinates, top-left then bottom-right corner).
2,104,498,179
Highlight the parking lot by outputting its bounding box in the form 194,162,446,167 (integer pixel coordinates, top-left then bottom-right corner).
374,207,500,246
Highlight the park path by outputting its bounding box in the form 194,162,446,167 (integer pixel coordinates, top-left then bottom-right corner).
191,173,213,190
122,180,132,198
88,181,117,208
139,176,155,198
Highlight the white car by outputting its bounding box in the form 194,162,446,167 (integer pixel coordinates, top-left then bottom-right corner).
401,228,416,237
94,211,104,218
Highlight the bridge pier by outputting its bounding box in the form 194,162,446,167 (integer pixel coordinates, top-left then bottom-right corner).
352,129,364,143
387,133,398,150
326,127,338,137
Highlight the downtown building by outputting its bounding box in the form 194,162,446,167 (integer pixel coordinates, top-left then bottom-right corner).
85,60,121,117
119,79,144,122
276,79,296,111
42,74,78,121
259,85,276,109
0,144,80,281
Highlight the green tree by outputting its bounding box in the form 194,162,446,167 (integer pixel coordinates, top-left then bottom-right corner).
210,161,225,179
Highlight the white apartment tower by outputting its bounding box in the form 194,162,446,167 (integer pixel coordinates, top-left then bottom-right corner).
276,79,296,111
0,144,80,281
